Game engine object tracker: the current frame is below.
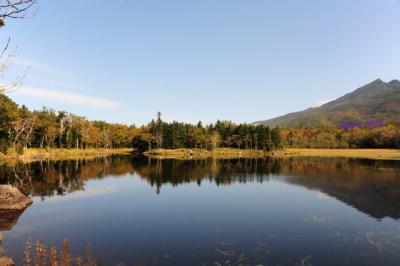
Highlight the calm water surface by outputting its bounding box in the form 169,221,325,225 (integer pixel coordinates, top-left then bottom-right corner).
1,156,400,265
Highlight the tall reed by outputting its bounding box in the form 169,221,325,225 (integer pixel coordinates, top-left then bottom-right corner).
23,238,96,266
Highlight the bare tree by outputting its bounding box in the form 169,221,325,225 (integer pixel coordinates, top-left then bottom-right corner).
0,0,37,93
0,0,38,25
0,38,25,93
10,116,34,147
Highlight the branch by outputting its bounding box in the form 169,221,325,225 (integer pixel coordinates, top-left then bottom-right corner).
0,0,37,25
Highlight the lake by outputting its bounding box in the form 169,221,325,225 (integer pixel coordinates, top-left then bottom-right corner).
1,156,400,265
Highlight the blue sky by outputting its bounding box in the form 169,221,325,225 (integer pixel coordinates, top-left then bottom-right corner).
2,0,400,125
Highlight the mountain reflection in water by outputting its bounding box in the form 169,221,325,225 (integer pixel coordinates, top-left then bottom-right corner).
1,156,400,220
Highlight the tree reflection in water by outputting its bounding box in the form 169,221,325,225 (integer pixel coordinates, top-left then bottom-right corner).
1,156,400,219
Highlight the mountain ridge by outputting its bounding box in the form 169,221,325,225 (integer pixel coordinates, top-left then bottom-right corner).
255,79,400,128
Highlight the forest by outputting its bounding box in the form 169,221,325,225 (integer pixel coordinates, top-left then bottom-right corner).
0,95,282,155
0,94,135,153
2,92,400,157
281,125,400,149
131,112,282,152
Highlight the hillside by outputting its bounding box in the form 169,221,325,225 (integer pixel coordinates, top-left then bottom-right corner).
255,79,400,128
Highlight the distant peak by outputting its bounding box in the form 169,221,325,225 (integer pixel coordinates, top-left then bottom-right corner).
388,79,400,89
370,78,385,84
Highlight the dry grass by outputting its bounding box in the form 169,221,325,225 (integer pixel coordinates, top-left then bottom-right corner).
144,148,266,159
23,238,96,266
275,148,400,160
144,148,400,161
2,148,132,164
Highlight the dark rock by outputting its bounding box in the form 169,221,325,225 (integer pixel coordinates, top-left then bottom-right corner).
0,185,32,231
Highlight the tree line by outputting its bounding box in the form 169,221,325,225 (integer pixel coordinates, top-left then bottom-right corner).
131,112,282,152
3,91,400,155
0,96,283,155
281,125,400,149
0,94,135,154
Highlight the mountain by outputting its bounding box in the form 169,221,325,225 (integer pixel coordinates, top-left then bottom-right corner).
255,79,400,128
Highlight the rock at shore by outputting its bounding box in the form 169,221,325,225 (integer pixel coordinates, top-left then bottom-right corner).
0,185,32,211
0,257,15,266
0,185,33,231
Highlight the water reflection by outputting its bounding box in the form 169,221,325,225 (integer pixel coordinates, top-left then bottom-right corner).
1,156,400,220
0,156,135,199
2,156,400,265
0,210,27,232
0,196,29,261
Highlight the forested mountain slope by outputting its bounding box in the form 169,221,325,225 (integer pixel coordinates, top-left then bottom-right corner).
256,79,400,128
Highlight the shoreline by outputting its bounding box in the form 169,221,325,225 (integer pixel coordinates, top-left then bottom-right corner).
143,148,266,159
0,148,132,164
1,148,399,164
144,148,400,160
276,148,400,160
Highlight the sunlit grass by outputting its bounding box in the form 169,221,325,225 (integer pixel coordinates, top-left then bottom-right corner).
276,148,400,160
144,148,266,159
2,148,132,164
144,148,400,160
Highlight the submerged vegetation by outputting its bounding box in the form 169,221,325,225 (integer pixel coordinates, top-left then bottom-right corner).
23,238,96,266
16,227,400,266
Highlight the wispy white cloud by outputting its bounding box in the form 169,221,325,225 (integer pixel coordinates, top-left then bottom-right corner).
13,58,76,79
14,86,121,109
39,78,84,90
11,58,120,109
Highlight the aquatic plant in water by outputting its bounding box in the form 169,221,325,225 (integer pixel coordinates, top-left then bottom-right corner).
23,238,96,266
330,228,400,255
305,216,334,225
360,230,400,253
212,240,272,266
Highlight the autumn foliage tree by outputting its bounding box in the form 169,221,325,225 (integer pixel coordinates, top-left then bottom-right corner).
280,125,400,149
0,95,137,154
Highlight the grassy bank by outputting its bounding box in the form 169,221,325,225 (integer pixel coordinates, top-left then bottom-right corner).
144,148,266,159
2,148,399,163
0,148,132,164
144,148,400,160
275,148,400,160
